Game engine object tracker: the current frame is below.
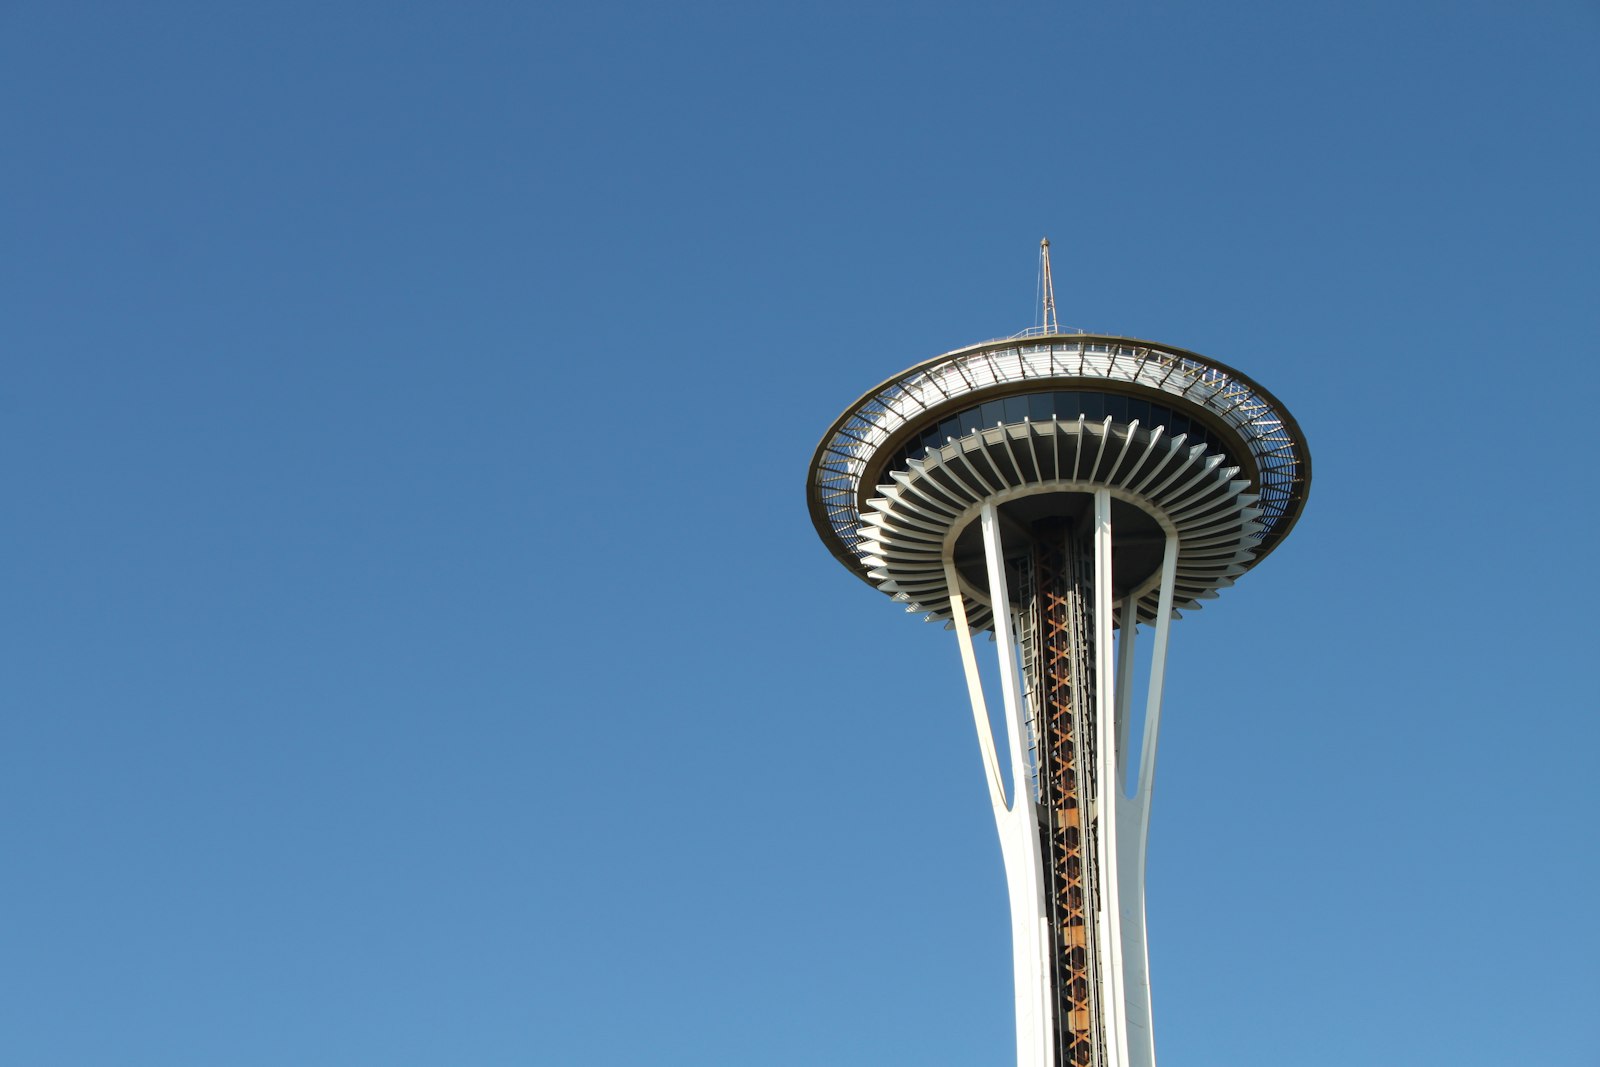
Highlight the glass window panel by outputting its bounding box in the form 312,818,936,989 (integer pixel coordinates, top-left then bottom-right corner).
1003,396,1028,423
1028,393,1054,422
979,400,1005,427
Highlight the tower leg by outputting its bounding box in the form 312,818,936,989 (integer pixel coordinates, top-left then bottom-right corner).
945,499,1181,1067
1116,530,1179,1067
1092,489,1132,1067
944,502,1055,1067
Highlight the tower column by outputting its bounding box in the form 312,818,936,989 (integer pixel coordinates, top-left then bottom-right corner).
979,502,1056,1067
1116,529,1180,1067
947,494,1188,1067
1091,489,1131,1067
945,502,1060,1067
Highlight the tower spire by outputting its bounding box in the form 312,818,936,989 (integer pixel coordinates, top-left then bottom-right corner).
1039,237,1059,333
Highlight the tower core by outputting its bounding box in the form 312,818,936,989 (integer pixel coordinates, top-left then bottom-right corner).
805,277,1310,1066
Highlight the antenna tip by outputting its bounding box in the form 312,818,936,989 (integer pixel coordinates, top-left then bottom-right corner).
1041,237,1050,248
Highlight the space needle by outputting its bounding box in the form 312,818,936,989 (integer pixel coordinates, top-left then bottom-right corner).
805,241,1311,1067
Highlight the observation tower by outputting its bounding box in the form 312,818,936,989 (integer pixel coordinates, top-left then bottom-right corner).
804,242,1310,1067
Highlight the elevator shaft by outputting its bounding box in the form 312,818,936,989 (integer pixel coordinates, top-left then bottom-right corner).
1021,526,1107,1067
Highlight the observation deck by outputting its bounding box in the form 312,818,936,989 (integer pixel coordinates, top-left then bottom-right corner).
806,332,1311,628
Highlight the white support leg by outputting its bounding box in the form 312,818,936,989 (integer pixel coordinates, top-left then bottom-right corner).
980,504,1034,845
943,499,1179,1067
944,562,1009,819
1114,597,1138,795
1091,489,1131,1067
1116,530,1180,1067
940,502,1055,1067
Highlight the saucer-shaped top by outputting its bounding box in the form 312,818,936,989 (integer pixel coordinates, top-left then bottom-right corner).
807,333,1311,595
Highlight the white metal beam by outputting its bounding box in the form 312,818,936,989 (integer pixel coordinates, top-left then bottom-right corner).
1116,528,1179,1067
1114,596,1138,794
944,561,1009,817
1091,488,1131,1067
966,502,1053,1067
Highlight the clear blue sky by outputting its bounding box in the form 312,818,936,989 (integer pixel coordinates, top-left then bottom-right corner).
3,2,1597,1064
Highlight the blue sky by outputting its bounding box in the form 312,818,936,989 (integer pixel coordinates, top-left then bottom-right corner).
3,2,1597,1064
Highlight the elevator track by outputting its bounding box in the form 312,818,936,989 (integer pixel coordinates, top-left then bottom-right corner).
1021,525,1107,1067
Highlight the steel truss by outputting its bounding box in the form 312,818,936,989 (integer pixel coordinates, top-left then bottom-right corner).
1021,525,1105,1067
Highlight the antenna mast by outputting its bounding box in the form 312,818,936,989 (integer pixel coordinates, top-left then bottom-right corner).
1039,237,1059,333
